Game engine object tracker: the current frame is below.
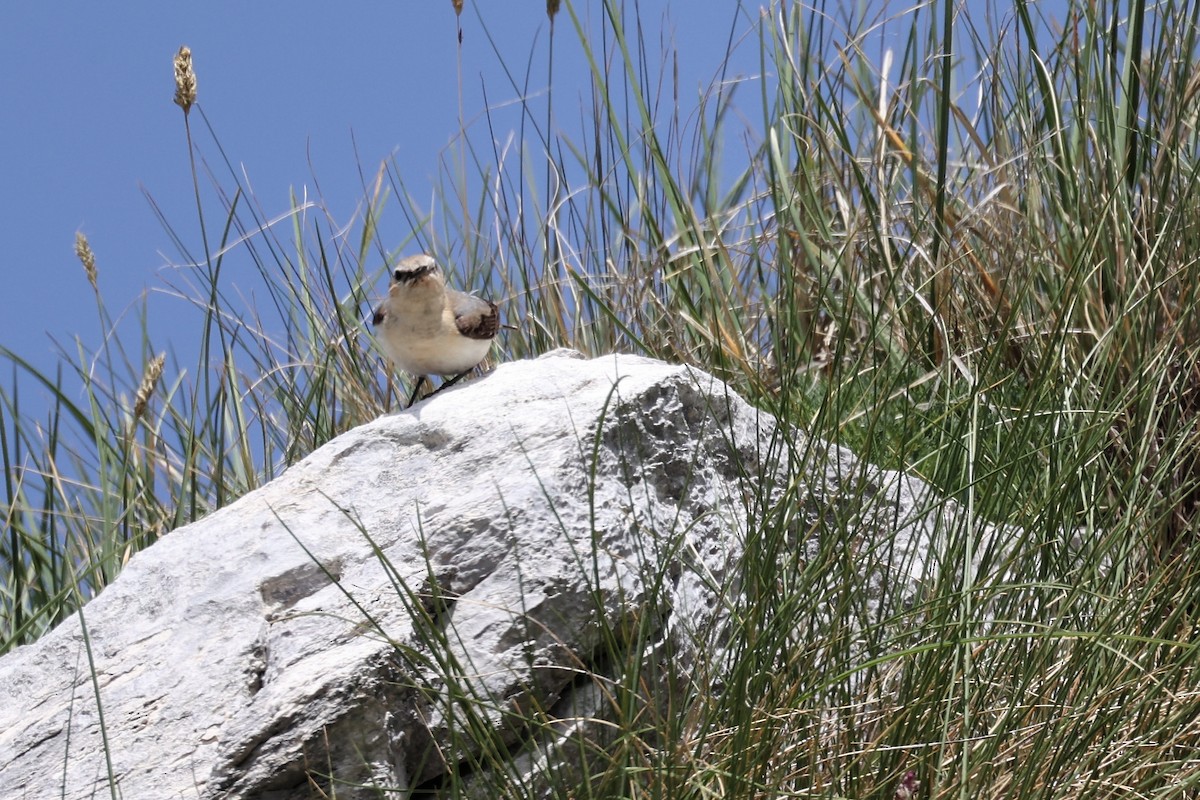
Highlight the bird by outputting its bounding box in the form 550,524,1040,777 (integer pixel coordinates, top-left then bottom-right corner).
372,253,499,407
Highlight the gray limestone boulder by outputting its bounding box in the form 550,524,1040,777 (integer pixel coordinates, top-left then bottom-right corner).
0,350,1007,799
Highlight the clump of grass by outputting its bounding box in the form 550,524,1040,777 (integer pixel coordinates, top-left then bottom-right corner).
5,0,1200,796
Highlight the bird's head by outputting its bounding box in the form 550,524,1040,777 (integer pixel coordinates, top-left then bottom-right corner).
389,253,440,286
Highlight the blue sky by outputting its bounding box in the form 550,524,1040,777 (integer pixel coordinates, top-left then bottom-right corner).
1,4,549,366
0,1,1053,386
1,2,771,376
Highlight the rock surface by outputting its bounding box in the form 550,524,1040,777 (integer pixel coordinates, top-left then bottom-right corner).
0,350,1003,799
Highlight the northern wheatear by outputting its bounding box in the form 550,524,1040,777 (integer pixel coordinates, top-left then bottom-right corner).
372,253,499,407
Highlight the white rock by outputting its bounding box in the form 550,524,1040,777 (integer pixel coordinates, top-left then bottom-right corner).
0,351,1003,799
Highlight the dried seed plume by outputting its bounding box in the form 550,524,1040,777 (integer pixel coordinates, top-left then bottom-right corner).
75,232,98,290
173,46,197,114
133,353,166,422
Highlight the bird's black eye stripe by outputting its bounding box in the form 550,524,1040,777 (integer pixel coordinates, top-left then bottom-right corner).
393,264,436,282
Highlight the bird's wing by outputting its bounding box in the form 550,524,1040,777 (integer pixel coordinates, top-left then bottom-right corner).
450,291,500,340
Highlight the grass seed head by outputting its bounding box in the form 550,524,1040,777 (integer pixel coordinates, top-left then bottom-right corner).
173,45,197,115
75,231,97,290
133,353,166,422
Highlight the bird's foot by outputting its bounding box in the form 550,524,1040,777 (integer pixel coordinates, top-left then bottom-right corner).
406,370,472,408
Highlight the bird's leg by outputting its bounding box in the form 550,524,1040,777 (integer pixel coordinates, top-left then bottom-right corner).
407,369,476,407
405,375,429,409
423,369,472,401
